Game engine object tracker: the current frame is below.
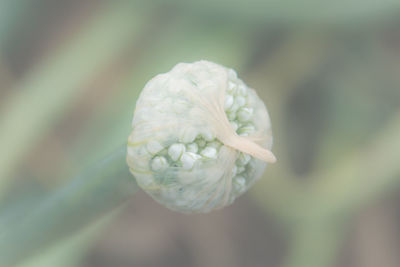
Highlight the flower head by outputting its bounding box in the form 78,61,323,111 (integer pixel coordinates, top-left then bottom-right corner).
127,60,275,213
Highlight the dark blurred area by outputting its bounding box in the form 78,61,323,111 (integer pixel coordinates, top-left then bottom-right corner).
1,1,400,267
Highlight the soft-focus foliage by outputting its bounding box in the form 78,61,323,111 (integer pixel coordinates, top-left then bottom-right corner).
0,1,400,267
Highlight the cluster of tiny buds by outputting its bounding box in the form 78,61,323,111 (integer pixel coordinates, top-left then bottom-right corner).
149,136,219,172
144,73,257,194
224,72,255,137
127,60,275,212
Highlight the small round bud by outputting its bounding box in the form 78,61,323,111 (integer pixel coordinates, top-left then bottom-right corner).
151,156,168,171
186,143,199,153
180,152,200,170
235,96,246,108
146,141,164,155
224,94,234,110
200,147,218,159
168,143,186,161
237,107,254,122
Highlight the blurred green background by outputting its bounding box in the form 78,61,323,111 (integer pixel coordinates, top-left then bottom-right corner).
1,1,400,267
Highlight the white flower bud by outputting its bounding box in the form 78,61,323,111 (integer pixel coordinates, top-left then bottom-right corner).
224,94,234,110
237,166,246,174
200,146,218,159
146,141,164,155
179,127,197,143
235,96,246,107
180,152,200,170
151,156,168,171
186,143,198,153
230,121,239,132
227,81,236,93
200,129,215,141
127,60,276,213
237,107,253,122
168,143,186,161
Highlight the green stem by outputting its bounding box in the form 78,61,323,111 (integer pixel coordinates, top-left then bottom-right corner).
0,146,137,267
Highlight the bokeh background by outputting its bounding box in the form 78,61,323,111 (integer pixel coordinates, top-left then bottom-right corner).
1,1,400,267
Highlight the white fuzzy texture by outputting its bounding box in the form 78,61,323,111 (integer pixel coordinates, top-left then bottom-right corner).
127,60,275,213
